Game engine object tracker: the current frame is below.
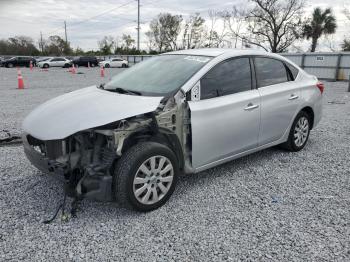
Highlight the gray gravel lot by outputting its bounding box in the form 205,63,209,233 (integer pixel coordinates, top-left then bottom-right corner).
1,67,350,261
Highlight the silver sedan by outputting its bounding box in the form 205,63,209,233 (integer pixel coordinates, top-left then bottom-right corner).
22,49,323,212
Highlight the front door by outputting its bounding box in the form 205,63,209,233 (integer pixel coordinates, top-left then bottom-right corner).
189,57,261,169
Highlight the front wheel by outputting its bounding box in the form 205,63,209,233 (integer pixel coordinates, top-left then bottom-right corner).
105,63,110,68
281,111,311,151
121,63,127,68
113,142,179,212
43,63,49,68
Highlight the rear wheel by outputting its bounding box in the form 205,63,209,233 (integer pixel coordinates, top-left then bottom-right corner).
281,111,310,151
43,63,49,68
105,63,110,68
7,63,14,68
113,142,179,211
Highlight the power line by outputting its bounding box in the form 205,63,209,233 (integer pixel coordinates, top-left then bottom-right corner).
64,21,68,44
46,0,135,36
68,0,135,28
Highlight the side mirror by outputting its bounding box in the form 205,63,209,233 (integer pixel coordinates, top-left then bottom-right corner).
190,81,201,101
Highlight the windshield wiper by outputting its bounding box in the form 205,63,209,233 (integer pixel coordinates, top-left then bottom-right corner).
113,87,142,96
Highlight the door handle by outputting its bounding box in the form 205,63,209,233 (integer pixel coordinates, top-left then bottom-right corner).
244,103,259,111
288,94,299,100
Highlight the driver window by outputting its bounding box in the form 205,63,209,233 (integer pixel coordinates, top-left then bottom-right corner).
200,58,252,100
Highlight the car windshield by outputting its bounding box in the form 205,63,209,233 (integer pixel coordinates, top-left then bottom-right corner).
104,54,212,96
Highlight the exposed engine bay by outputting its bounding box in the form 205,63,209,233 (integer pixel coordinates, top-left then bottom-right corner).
24,90,192,205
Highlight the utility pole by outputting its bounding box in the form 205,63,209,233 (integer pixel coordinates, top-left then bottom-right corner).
137,0,140,50
64,21,68,44
40,31,44,54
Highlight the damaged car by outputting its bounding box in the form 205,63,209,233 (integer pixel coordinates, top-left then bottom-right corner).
22,49,323,212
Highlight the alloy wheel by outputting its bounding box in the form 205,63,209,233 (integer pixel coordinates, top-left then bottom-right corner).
133,155,174,205
294,116,309,147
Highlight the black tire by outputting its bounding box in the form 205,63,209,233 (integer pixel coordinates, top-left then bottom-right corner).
113,142,179,212
281,111,311,152
105,63,110,68
63,63,70,68
7,63,13,68
122,63,127,68
43,63,49,68
90,63,96,67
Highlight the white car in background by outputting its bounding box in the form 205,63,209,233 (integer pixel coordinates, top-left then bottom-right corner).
99,58,128,68
37,57,71,68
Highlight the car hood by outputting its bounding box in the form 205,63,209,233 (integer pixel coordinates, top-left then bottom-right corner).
22,86,163,140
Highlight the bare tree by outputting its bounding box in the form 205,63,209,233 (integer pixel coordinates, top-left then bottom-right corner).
344,8,350,21
182,13,206,49
205,10,227,48
221,6,248,48
230,0,305,53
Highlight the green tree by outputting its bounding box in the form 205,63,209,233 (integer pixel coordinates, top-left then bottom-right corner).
146,13,183,52
0,36,40,55
182,13,206,49
341,39,350,51
45,35,73,56
98,36,115,55
122,34,135,49
74,46,85,55
302,7,337,52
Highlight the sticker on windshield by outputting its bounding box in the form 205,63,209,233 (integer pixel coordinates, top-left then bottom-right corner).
184,56,210,63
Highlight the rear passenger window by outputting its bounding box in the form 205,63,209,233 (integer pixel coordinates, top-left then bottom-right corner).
200,58,252,99
285,62,299,80
255,57,288,87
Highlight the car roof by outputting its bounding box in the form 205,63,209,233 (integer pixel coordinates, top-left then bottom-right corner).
164,48,274,58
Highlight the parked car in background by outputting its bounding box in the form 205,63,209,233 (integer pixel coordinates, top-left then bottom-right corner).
22,49,323,212
35,57,51,63
37,57,71,68
72,56,98,67
2,56,36,68
99,58,128,68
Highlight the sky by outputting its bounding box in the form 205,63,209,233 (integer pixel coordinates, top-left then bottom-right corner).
0,0,349,52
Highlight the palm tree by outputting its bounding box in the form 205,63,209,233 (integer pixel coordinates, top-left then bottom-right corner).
303,7,337,52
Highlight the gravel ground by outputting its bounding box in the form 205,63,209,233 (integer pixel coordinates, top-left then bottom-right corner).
1,67,350,261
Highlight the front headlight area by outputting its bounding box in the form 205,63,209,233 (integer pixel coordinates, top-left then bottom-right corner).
25,115,155,201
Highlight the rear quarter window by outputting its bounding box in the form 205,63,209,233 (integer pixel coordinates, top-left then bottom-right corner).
284,62,299,80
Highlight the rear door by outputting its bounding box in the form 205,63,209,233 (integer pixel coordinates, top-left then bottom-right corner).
254,57,301,145
55,58,66,67
17,57,25,66
50,58,59,67
189,57,261,169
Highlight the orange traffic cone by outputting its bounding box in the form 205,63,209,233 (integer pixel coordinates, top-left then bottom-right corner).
17,68,25,89
100,65,105,77
30,61,33,71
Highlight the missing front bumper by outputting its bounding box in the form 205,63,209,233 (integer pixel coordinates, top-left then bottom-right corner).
23,134,113,202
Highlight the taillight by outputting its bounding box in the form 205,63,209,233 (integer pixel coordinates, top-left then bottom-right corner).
316,81,324,94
